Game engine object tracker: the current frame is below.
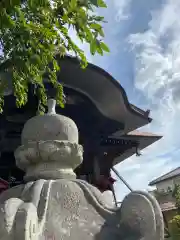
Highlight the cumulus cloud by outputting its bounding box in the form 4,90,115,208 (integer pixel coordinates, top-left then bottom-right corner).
69,0,180,201
112,0,131,22
67,0,132,69
129,0,180,150
114,0,180,200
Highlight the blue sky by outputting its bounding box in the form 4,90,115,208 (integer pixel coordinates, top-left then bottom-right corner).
70,0,180,201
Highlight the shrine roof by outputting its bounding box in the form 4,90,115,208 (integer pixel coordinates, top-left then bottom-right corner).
112,131,162,166
1,55,153,136
56,55,152,133
127,130,161,137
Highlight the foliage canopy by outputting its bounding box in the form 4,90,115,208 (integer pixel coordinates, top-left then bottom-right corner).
0,0,109,113
169,185,180,239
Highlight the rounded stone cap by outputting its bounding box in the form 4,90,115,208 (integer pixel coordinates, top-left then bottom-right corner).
15,99,83,180
21,99,78,145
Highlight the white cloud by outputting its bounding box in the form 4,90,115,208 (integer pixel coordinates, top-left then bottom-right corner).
113,152,176,200
68,0,132,70
69,0,180,201
129,0,180,105
112,0,131,22
112,0,180,200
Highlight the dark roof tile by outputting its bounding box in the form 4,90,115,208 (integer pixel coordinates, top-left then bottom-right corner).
149,167,180,186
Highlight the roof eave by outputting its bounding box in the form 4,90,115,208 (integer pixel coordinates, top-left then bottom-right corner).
149,167,180,186
56,55,151,131
113,134,162,166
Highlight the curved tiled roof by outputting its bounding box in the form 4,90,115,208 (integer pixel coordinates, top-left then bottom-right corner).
56,55,152,133
1,55,152,134
61,55,151,120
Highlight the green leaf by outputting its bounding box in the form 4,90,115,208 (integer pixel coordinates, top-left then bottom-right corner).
62,14,69,21
0,0,109,113
96,46,103,55
90,23,102,30
100,42,110,52
97,0,107,8
90,0,107,8
90,40,97,55
69,0,77,10
98,27,104,37
93,16,104,21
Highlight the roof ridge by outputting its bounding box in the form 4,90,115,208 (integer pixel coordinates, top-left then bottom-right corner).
149,166,180,186
127,130,162,137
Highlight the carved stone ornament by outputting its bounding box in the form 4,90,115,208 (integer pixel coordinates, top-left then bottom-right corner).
0,99,164,240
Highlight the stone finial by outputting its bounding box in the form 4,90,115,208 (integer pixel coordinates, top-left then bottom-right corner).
14,99,83,182
47,98,56,115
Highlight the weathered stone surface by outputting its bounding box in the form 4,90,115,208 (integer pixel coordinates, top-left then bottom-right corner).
0,179,164,240
21,99,79,145
0,99,164,240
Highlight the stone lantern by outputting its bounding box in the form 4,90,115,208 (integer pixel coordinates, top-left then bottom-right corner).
0,99,164,240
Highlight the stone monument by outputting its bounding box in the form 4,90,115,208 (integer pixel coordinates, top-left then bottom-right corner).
0,99,164,240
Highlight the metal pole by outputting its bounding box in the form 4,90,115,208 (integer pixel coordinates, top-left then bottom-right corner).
110,184,118,207
111,167,133,192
